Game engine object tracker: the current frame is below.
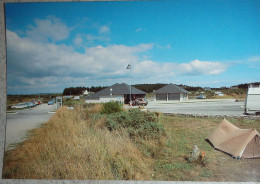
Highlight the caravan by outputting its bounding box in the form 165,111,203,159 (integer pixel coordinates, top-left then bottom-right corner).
244,84,260,115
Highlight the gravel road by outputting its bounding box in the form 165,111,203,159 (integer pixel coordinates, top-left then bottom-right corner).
146,99,245,116
5,104,55,151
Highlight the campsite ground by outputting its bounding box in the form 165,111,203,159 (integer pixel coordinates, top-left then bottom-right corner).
160,115,260,182
3,105,260,181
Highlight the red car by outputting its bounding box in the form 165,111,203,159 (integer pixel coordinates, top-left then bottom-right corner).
133,98,148,106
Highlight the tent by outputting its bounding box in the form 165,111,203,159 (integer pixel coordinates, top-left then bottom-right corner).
207,119,260,159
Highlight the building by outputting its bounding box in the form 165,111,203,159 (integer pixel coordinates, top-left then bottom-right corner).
230,86,238,89
204,87,211,91
83,90,89,95
155,83,189,101
215,91,224,96
86,83,146,104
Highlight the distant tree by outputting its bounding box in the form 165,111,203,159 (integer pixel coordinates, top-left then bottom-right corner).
237,82,260,89
237,83,249,89
88,86,106,93
133,83,167,93
184,86,202,91
63,86,87,96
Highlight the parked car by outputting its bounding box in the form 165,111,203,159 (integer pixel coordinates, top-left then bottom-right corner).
31,100,39,106
133,98,148,106
197,95,206,99
25,102,35,108
48,100,54,105
11,103,28,109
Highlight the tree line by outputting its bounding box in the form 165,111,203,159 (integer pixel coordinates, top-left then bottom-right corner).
63,82,260,95
63,86,106,96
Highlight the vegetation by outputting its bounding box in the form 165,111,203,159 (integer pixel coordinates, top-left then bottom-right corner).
101,101,123,114
63,86,88,96
133,83,203,93
62,98,85,106
63,86,107,95
105,109,165,140
3,103,260,181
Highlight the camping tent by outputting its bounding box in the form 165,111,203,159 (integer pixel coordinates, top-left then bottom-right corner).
207,119,260,159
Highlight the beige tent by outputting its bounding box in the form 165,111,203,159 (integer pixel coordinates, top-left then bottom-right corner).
207,119,260,158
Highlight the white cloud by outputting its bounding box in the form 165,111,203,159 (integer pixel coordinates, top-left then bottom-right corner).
26,16,70,42
178,59,228,75
133,59,228,78
156,44,171,49
135,28,142,33
247,56,260,69
99,25,110,34
7,29,229,94
7,30,152,89
73,34,83,46
86,34,110,43
248,56,260,62
166,44,171,49
135,28,146,33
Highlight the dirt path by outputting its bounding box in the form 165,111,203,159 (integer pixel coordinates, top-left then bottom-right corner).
5,104,54,151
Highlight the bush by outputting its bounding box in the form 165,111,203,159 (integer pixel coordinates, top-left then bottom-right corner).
101,101,123,114
106,109,165,140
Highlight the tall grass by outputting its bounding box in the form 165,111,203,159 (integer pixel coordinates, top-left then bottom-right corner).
3,106,153,179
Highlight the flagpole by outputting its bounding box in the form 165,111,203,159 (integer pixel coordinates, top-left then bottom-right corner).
126,64,132,105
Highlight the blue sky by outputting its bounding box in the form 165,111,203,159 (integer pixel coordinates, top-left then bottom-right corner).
5,0,260,94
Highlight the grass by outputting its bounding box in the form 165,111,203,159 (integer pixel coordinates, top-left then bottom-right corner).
3,105,260,181
62,98,86,106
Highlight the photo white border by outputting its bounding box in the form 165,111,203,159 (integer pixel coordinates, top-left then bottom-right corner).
0,0,258,183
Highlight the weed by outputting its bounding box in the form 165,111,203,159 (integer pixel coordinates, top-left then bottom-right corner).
201,169,212,178
105,109,165,140
101,101,123,114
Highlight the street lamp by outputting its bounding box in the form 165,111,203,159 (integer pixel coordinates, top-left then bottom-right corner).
126,64,132,105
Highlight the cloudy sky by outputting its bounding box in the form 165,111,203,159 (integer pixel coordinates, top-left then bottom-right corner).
5,0,260,94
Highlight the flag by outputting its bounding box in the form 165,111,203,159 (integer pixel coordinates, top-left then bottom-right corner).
126,64,131,69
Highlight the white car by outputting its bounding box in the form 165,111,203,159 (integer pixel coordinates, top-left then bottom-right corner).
11,103,28,109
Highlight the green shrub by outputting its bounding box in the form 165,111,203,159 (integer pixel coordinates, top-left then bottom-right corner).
106,109,165,139
101,101,123,114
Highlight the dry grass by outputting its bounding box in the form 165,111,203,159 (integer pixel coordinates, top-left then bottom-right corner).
3,106,152,179
3,107,260,181
90,103,103,113
213,94,246,100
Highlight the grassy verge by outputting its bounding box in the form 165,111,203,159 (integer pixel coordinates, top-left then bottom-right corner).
3,105,260,181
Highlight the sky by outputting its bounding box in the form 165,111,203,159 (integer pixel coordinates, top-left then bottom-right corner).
5,0,260,94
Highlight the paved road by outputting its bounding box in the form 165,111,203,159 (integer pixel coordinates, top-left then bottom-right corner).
146,99,245,116
5,104,55,151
